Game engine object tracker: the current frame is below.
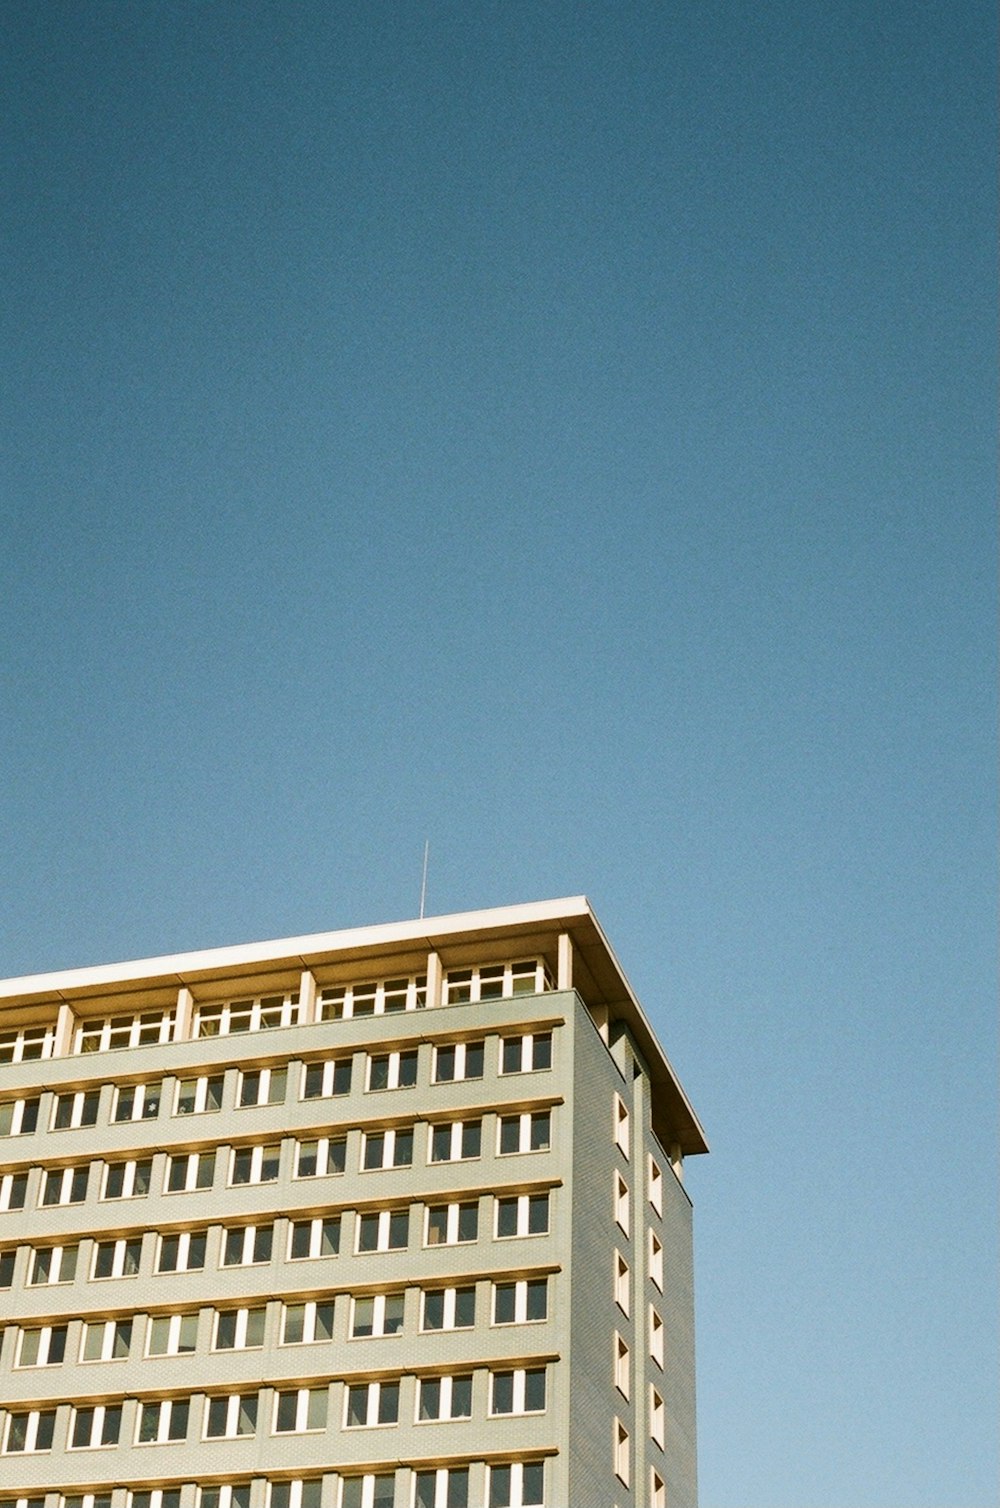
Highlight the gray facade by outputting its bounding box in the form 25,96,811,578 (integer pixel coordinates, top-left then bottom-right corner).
0,900,706,1508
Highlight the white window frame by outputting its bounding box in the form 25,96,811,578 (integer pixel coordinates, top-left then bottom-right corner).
229,1142,280,1185
203,1393,258,1440
428,1118,481,1163
651,1469,667,1507
365,1049,418,1092
146,1313,198,1357
15,1323,68,1367
499,1031,553,1075
237,1066,287,1108
349,1291,404,1339
102,1156,153,1200
318,974,426,1021
28,1242,77,1285
69,1404,121,1450
492,1276,548,1326
614,1172,630,1236
272,1387,327,1434
174,1074,224,1116
288,1215,340,1260
614,1094,630,1158
431,1039,485,1083
489,1367,547,1417
425,1200,478,1246
222,1222,274,1266
2,1408,56,1453
112,1081,162,1122
81,1317,132,1361
495,1191,549,1239
198,1487,253,1508
648,1154,663,1216
40,1164,88,1206
0,1095,40,1137
0,1171,28,1211
649,1229,664,1290
166,1150,215,1193
195,994,298,1038
444,958,551,1004
93,1235,143,1279
487,1461,545,1508
295,1133,346,1178
136,1397,189,1444
356,1208,409,1253
614,1251,630,1315
0,1025,54,1064
282,1298,336,1344
154,1229,206,1274
336,1476,395,1508
413,1467,470,1508
51,1089,101,1131
301,1057,352,1099
128,1492,181,1508
213,1306,266,1351
650,1385,665,1448
66,1494,114,1508
416,1373,473,1422
498,1110,551,1155
343,1379,400,1428
614,1419,630,1487
362,1126,414,1170
266,1484,322,1508
420,1284,476,1332
614,1332,630,1398
75,1010,174,1054
650,1305,664,1367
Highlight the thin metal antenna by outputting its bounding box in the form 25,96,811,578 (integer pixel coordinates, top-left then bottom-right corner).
419,840,429,920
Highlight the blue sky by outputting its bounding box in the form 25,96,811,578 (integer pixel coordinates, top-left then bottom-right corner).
1,3,996,1504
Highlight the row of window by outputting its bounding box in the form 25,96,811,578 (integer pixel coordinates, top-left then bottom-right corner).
612,1333,668,1447
0,1034,554,1143
0,1463,546,1508
0,960,555,1062
7,1276,549,1369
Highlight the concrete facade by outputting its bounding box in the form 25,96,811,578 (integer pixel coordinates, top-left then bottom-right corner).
0,899,706,1508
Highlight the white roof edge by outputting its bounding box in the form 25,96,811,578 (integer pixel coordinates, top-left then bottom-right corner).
0,897,594,999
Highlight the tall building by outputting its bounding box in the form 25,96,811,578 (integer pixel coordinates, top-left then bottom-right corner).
0,898,707,1508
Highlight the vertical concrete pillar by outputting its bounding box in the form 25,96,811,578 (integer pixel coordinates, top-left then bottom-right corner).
299,969,317,1024
668,1141,684,1183
53,1001,75,1057
175,987,194,1042
425,950,442,1010
557,931,573,991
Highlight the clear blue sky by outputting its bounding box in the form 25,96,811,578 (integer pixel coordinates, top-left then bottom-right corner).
1,4,995,1504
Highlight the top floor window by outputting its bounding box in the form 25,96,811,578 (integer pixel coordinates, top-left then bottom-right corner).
196,994,298,1037
76,1011,174,1054
319,975,426,1022
0,1025,55,1064
444,959,552,1005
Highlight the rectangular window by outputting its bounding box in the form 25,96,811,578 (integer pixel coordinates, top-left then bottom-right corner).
174,1074,224,1116
129,1493,181,1508
366,1049,418,1091
614,1333,630,1398
155,1230,206,1274
29,1242,78,1285
498,1110,551,1155
339,1477,395,1508
493,1277,547,1325
650,1385,665,1448
282,1299,335,1344
267,1485,322,1508
416,1374,473,1422
421,1285,475,1332
40,1164,88,1206
16,1324,68,1367
414,1468,470,1508
614,1420,630,1486
204,1393,258,1439
67,1495,115,1508
76,1011,173,1053
199,1487,253,1508
495,1192,549,1238
0,1096,40,1137
0,1026,54,1064
237,1066,287,1107
500,1032,552,1074
344,1380,399,1428
196,994,298,1037
213,1306,266,1350
488,1462,544,1508
112,1081,161,1122
295,1134,346,1177
649,1155,663,1216
446,959,551,1005
301,1058,352,1099
429,1118,481,1162
425,1200,478,1246
614,1094,630,1158
356,1208,408,1253
649,1229,664,1289
362,1126,413,1170
229,1143,280,1185
0,1248,15,1286
288,1216,339,1260
147,1313,198,1356
614,1172,630,1235
52,1090,101,1130
102,1156,153,1199
166,1150,215,1192
650,1305,664,1367
93,1236,143,1278
432,1040,484,1083
350,1292,403,1338
490,1367,546,1416
70,1404,121,1449
81,1317,132,1361
614,1251,630,1315
0,1172,28,1211
651,1470,666,1508
273,1387,327,1434
3,1409,56,1453
222,1222,273,1266
318,975,426,1021
136,1398,189,1444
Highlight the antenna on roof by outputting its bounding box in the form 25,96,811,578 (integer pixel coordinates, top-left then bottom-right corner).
419,840,429,920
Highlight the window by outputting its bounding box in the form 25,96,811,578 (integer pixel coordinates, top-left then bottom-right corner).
500,1032,552,1074
614,1420,630,1486
429,1118,481,1162
651,1470,667,1508
204,1393,258,1439
229,1142,280,1185
614,1172,630,1235
136,1398,189,1444
29,1242,78,1285
155,1230,206,1274
213,1306,266,1350
0,1025,54,1064
273,1388,327,1433
76,1010,174,1053
345,1380,399,1427
488,1463,544,1508
16,1324,68,1366
417,1373,472,1421
319,974,426,1021
0,1096,40,1136
295,1134,346,1177
39,1164,88,1206
614,1095,630,1158
432,1040,484,1083
222,1222,273,1266
0,1171,28,1211
199,1487,253,1508
495,1192,549,1238
414,1468,469,1508
130,1493,181,1508
490,1368,546,1416
650,1305,664,1367
648,1156,665,1222
81,1317,132,1361
498,1110,551,1155
0,1248,14,1286
196,993,298,1037
366,1049,418,1091
350,1292,403,1338
52,1090,101,1130
266,1483,321,1508
339,1477,395,1508
147,1313,198,1356
175,1074,224,1115
649,1229,664,1290
614,1251,630,1314
3,1409,56,1453
362,1127,413,1170
68,1495,115,1508
302,1057,352,1099
289,1215,339,1260
166,1150,215,1192
103,1156,153,1199
93,1235,143,1278
238,1066,287,1107
283,1299,335,1344
425,1200,477,1245
493,1277,547,1325
70,1404,121,1449
421,1285,475,1332
650,1385,665,1448
445,959,550,1004
112,1081,162,1122
357,1208,408,1253
614,1333,630,1398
